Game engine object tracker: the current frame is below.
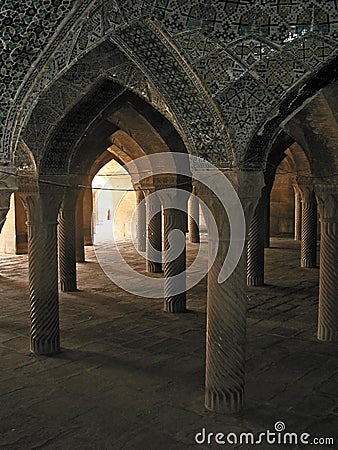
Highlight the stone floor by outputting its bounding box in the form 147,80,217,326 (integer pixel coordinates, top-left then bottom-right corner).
0,238,337,449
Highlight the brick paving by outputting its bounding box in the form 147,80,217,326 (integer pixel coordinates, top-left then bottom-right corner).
0,238,337,449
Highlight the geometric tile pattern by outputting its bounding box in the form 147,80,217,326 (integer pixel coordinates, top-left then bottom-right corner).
217,74,277,159
1,0,338,169
194,50,246,94
115,20,232,166
284,33,338,70
21,43,154,166
173,30,222,62
39,80,125,174
252,50,310,95
227,36,279,68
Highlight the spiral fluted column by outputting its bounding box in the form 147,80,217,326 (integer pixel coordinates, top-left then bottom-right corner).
198,170,264,414
163,208,186,313
263,192,271,248
188,186,200,243
58,190,78,292
76,190,85,263
21,189,63,355
145,192,162,273
294,186,302,241
28,221,60,353
58,209,77,291
247,201,264,286
315,185,338,342
300,187,317,268
136,190,146,252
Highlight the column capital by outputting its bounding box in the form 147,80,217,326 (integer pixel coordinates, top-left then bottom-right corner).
142,186,156,197
135,189,145,202
153,174,177,191
314,184,338,222
157,189,189,210
194,169,264,231
20,186,64,225
296,176,315,199
292,183,301,196
61,186,81,211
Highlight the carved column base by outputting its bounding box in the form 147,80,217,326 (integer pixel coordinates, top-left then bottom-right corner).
247,274,264,287
205,387,243,414
146,261,162,273
30,335,60,355
301,259,317,268
164,297,186,313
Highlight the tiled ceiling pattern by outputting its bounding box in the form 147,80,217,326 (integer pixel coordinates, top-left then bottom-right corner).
1,0,337,168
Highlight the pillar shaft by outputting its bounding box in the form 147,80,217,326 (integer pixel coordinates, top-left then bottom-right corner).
83,185,93,246
21,188,63,355
58,206,77,291
188,186,200,243
197,170,264,414
206,233,247,413
58,189,79,292
315,185,338,342
76,191,85,262
28,221,60,354
247,202,264,286
294,187,302,241
136,190,146,252
163,208,186,313
146,193,162,273
300,188,317,268
263,192,271,248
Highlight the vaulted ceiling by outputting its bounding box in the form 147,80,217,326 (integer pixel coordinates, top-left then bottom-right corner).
1,0,337,170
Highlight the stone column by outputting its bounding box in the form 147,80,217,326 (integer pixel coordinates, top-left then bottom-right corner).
188,186,200,243
75,189,85,263
263,190,271,248
58,189,78,292
247,197,265,286
161,194,187,313
0,168,17,234
145,191,162,273
83,185,93,246
315,184,338,342
293,185,302,241
299,186,317,268
135,190,146,252
197,170,264,414
21,187,63,354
